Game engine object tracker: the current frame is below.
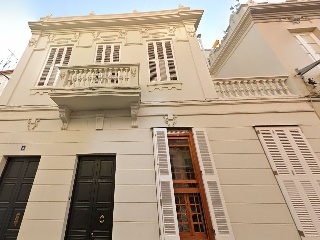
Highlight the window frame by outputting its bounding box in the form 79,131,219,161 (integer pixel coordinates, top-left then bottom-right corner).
168,130,215,240
94,43,121,64
36,46,73,87
294,32,320,61
147,40,178,83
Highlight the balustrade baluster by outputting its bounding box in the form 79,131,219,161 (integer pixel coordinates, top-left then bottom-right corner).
256,80,265,96
125,68,130,85
220,82,228,98
214,82,221,98
66,70,72,87
237,80,244,97
118,68,123,85
231,81,239,97
280,78,291,95
263,79,272,96
274,78,285,95
249,80,258,97
224,81,232,97
270,79,277,95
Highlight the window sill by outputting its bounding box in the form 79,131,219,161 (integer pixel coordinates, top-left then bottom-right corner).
30,87,53,95
147,81,182,91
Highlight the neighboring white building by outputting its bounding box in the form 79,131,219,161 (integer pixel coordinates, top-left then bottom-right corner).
0,2,320,240
209,0,320,240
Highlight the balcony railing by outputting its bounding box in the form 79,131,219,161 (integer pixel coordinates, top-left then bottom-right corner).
49,64,141,129
213,76,294,99
56,64,139,88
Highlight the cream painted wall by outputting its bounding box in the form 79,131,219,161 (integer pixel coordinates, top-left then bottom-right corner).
0,100,315,240
214,25,287,79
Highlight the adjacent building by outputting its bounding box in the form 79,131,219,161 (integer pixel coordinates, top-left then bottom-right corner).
209,0,320,240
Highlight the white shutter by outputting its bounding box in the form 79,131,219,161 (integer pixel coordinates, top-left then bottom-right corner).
256,127,320,239
38,48,57,86
193,129,235,240
147,41,177,82
38,46,73,87
95,44,121,64
153,128,180,240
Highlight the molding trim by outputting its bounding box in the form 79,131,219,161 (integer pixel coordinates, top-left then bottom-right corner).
29,8,203,32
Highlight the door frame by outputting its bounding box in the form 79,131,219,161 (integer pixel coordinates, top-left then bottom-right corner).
64,154,116,240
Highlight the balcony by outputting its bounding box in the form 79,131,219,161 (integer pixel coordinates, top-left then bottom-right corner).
49,64,140,129
213,76,295,99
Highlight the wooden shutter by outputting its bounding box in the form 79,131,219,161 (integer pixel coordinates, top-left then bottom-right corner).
95,44,121,64
96,45,104,63
153,128,180,240
113,45,120,62
147,41,177,82
38,47,73,86
192,129,235,240
164,41,177,81
38,48,57,86
256,127,320,239
148,42,157,82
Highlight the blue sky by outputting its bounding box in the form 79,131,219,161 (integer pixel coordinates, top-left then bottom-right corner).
0,0,283,69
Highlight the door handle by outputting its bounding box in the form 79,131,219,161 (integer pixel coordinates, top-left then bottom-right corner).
99,214,105,224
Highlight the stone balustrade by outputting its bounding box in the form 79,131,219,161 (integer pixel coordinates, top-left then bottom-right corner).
57,64,139,88
213,76,294,98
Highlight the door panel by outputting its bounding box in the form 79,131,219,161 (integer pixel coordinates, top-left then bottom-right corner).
65,156,115,240
0,157,40,240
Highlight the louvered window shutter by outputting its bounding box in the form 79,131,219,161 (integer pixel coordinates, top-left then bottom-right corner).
37,46,73,87
192,129,235,240
38,48,57,86
95,44,121,64
147,41,177,82
153,128,180,240
256,127,320,239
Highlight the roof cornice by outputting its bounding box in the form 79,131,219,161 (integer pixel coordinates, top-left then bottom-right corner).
250,0,320,22
28,8,203,32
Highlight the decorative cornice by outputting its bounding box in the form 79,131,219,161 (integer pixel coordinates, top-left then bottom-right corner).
28,8,203,32
250,0,320,22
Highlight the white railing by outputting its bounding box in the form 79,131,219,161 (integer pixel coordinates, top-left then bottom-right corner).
213,76,294,98
56,64,139,88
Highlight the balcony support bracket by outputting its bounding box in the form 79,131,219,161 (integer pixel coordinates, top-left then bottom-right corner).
59,106,71,130
131,103,139,128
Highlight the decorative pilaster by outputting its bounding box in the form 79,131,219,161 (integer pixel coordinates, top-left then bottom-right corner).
130,103,139,128
59,106,71,130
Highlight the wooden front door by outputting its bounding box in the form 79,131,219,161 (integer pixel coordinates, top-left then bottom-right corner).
65,156,116,240
0,157,40,240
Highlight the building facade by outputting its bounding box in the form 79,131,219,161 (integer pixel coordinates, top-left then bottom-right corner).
1,2,320,240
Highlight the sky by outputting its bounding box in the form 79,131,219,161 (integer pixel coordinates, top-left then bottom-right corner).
0,0,284,70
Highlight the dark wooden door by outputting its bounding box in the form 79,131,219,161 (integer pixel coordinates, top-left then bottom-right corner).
0,157,40,240
65,156,115,240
